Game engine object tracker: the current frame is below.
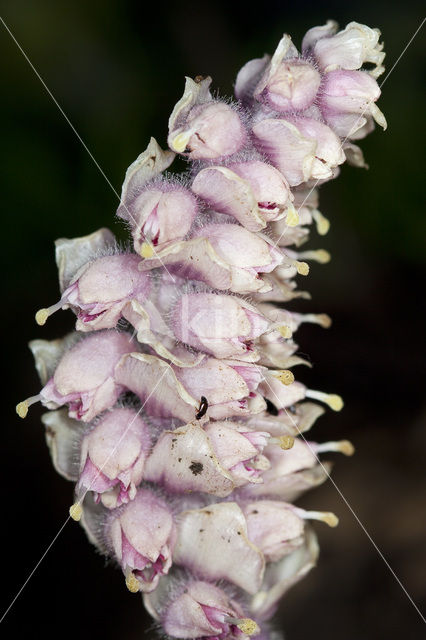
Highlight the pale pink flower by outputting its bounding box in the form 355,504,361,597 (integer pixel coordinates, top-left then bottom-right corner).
144,420,270,496
76,407,151,509
168,76,246,160
145,579,259,639
107,488,176,593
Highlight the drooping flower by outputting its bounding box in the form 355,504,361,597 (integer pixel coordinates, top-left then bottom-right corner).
144,419,271,496
17,331,136,422
75,407,152,509
107,488,177,593
168,76,247,160
171,292,271,361
145,578,260,639
36,253,151,330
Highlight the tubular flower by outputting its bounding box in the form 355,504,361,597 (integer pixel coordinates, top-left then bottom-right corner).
75,407,152,509
19,19,385,639
107,488,177,593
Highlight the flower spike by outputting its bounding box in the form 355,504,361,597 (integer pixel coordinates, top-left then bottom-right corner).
20,18,385,639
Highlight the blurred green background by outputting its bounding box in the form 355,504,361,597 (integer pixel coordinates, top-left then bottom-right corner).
1,1,425,639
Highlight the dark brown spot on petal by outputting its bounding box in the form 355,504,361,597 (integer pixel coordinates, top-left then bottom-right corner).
189,461,203,475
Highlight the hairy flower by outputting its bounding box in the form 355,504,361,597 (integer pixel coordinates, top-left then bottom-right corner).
145,579,259,639
107,488,176,593
76,407,151,509
19,19,385,640
17,331,136,422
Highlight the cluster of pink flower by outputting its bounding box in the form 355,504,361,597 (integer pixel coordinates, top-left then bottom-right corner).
17,20,385,640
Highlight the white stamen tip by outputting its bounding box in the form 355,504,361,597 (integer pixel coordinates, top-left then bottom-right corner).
140,242,154,259
274,369,295,385
69,502,82,521
125,571,140,593
35,308,49,326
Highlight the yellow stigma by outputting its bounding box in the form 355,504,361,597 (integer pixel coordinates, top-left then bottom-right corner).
316,313,332,328
285,207,299,227
313,210,330,235
279,435,295,450
125,572,140,593
278,325,292,339
35,308,49,326
327,394,344,411
296,261,309,276
275,370,294,385
69,502,83,521
338,440,355,456
140,242,154,259
236,619,260,636
322,512,339,528
16,401,28,419
315,249,331,263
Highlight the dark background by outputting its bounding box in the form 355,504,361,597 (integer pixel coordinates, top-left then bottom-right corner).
1,1,425,639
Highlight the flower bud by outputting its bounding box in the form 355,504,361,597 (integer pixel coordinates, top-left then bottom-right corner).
107,488,176,593
76,408,151,509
